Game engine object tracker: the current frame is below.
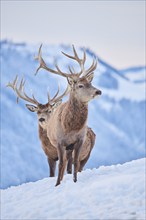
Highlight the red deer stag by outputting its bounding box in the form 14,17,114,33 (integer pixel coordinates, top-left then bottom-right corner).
7,75,68,177
35,45,101,186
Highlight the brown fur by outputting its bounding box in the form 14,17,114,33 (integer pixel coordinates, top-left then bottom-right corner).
39,125,58,161
79,127,96,171
67,127,96,173
26,99,96,179
38,110,95,177
35,45,102,186
62,94,88,132
80,127,96,161
25,103,59,177
47,95,88,148
46,77,101,186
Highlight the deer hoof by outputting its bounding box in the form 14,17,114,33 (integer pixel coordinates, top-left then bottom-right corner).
55,181,61,187
73,175,77,182
67,170,72,174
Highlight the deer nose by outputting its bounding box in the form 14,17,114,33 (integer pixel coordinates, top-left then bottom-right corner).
95,90,102,95
39,118,45,122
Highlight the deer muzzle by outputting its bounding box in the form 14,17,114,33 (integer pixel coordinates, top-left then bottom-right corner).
95,89,102,96
39,118,45,122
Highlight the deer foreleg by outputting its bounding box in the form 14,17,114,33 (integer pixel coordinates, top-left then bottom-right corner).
73,139,83,182
47,158,56,177
60,157,67,181
66,150,73,174
55,145,65,186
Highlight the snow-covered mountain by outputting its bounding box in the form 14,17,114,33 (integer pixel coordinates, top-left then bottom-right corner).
120,66,146,83
1,158,145,219
1,40,145,189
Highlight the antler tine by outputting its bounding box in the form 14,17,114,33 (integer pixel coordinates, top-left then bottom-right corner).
62,45,80,62
24,90,39,105
32,94,39,103
68,65,76,74
7,76,40,105
68,66,74,74
51,85,70,104
7,75,20,103
62,45,87,76
72,45,80,62
16,77,26,103
35,44,47,75
82,48,86,65
16,85,39,105
19,77,25,90
35,44,71,78
82,58,98,77
6,75,18,90
50,84,60,103
47,91,51,102
62,51,76,60
54,63,70,77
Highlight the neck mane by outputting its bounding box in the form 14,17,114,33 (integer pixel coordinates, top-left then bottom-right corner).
63,92,88,132
39,125,46,136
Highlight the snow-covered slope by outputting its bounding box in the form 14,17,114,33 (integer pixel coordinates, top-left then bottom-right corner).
121,66,146,83
1,40,145,189
1,158,145,220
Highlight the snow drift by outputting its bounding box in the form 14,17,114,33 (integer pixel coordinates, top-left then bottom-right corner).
1,158,145,220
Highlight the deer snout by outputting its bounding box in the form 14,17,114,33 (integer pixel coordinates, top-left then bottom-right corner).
95,89,102,96
39,118,45,122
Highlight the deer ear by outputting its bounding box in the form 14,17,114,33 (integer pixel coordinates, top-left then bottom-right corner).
52,100,62,109
26,104,38,112
67,77,74,86
86,72,94,83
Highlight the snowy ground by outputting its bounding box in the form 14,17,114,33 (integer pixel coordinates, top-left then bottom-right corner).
1,158,145,220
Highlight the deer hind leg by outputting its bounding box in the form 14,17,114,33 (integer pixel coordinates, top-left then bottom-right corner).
78,153,91,172
47,158,56,177
55,145,65,186
73,139,83,183
66,149,73,174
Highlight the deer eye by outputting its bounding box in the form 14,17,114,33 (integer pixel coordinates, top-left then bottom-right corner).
78,84,84,88
48,110,52,114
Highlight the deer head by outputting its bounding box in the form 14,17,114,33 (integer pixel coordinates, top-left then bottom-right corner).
35,45,102,104
7,75,69,129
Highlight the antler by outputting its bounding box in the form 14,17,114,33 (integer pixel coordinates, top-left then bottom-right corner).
50,85,70,104
62,45,86,75
7,75,69,106
47,85,60,102
7,75,40,105
62,45,97,77
35,44,71,78
35,45,98,79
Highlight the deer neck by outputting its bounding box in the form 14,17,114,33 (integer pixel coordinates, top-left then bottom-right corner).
38,125,47,138
63,92,88,132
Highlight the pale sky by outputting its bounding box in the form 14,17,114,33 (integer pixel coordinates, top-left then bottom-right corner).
1,0,145,69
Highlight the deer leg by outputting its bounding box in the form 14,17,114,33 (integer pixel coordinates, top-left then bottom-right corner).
78,153,90,172
60,157,67,181
73,139,83,183
55,145,65,186
66,150,73,174
47,158,56,177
